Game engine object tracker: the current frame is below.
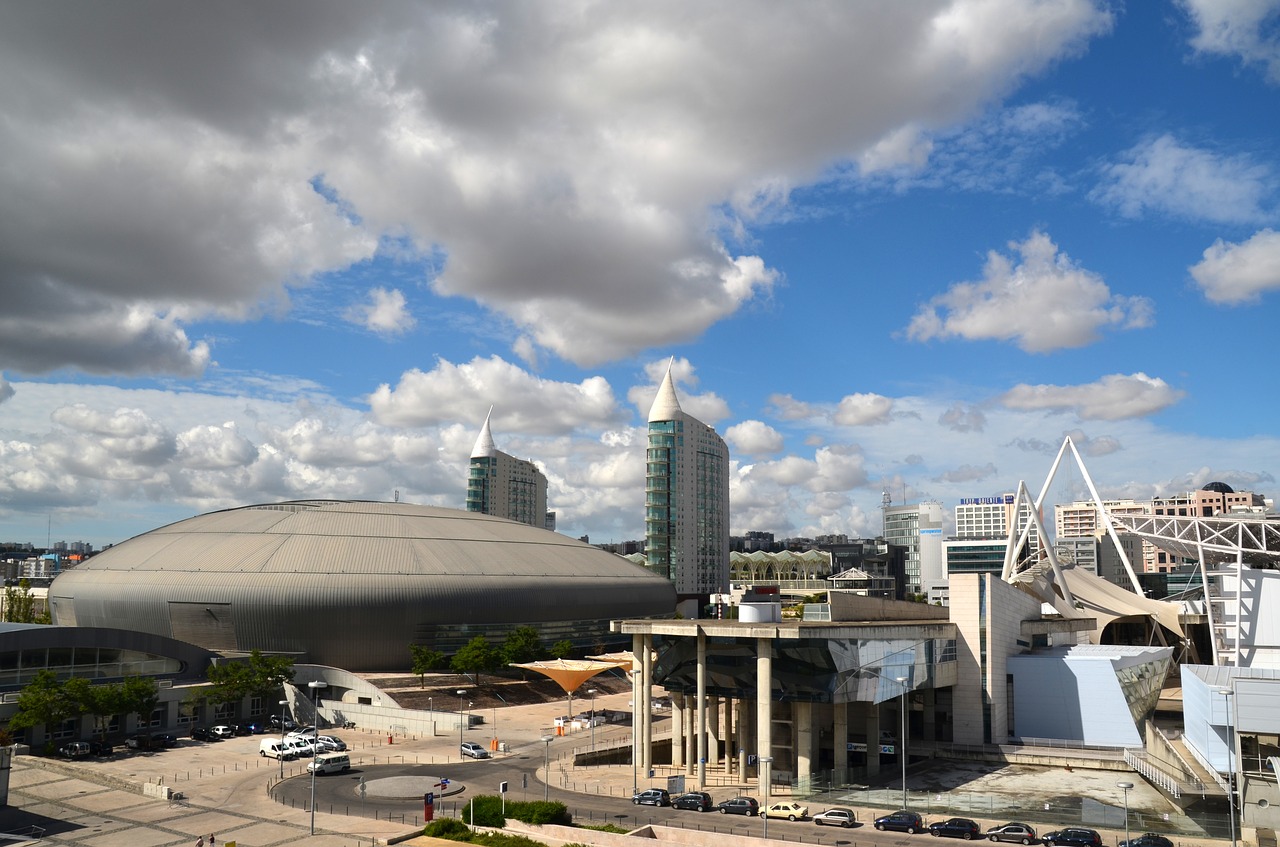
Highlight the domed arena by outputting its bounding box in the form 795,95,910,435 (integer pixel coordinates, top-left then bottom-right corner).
48,500,676,671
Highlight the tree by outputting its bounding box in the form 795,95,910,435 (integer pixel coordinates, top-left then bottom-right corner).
409,645,445,688
501,626,546,666
203,650,295,707
550,639,573,659
451,636,499,685
8,670,78,737
3,579,49,624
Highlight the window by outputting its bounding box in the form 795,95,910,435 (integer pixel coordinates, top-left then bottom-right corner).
148,707,164,728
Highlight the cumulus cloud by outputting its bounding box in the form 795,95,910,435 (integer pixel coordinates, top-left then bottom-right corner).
933,462,998,484
939,403,986,433
725,420,784,456
0,377,12,405
176,423,259,470
0,2,1113,375
906,230,1153,353
369,355,620,433
1178,0,1280,83
1091,135,1274,224
627,358,730,425
1000,373,1185,420
1189,228,1280,304
347,287,416,336
833,393,894,426
768,394,820,421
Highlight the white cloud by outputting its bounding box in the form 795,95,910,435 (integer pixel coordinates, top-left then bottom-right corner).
1000,373,1185,421
0,2,1113,375
833,393,895,426
933,462,998,484
906,230,1154,353
1178,0,1280,84
369,355,620,433
627,358,730,425
347,287,416,336
939,403,987,433
1091,135,1274,224
1189,228,1280,304
768,394,820,421
176,423,258,470
725,420,784,457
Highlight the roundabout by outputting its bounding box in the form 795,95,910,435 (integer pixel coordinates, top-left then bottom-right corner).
272,763,472,821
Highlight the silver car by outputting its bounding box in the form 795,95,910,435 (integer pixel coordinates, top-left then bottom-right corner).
987,823,1038,845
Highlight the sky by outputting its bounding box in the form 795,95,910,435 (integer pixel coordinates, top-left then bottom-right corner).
2,0,1279,550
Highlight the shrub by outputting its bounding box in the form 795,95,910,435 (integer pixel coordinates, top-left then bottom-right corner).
508,800,571,826
462,795,507,828
424,818,474,840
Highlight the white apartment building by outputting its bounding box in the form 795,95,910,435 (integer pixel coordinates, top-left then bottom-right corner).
465,410,549,529
884,501,944,599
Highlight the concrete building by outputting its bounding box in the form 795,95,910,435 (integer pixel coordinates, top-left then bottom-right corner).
883,501,944,599
644,363,730,611
466,409,549,529
956,493,1040,553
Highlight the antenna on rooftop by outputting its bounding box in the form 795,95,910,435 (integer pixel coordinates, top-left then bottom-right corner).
394,489,400,503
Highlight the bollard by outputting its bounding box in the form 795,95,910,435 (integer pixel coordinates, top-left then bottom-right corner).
388,734,393,744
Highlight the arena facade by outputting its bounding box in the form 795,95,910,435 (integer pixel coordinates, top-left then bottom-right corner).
49,500,676,671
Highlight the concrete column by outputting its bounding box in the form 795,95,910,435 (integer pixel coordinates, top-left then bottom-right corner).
795,700,814,790
708,695,721,761
865,703,881,778
696,629,707,787
642,634,653,773
834,701,848,781
631,633,643,786
723,695,734,773
671,693,685,769
756,636,772,788
736,698,749,777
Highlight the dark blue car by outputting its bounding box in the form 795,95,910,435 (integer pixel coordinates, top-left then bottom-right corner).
929,818,982,840
875,811,925,834
1042,828,1102,847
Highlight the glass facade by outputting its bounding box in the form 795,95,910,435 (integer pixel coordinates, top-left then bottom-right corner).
0,645,182,688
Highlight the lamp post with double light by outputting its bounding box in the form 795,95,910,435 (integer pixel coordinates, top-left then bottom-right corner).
1118,781,1134,846
277,699,288,779
588,688,597,752
307,680,327,835
457,689,466,757
541,734,554,801
759,755,773,841
895,675,909,809
1218,687,1237,847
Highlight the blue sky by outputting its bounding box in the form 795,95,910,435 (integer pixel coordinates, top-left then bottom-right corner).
2,1,1279,549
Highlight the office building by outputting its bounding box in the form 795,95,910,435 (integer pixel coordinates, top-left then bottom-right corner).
883,501,944,598
644,363,730,606
955,493,1040,554
466,409,549,528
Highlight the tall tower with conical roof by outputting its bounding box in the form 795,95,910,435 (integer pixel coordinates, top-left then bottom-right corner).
466,409,549,529
644,361,730,606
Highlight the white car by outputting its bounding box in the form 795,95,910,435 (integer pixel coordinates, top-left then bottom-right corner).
813,807,857,828
287,726,318,739
210,725,235,739
460,741,490,759
314,735,346,752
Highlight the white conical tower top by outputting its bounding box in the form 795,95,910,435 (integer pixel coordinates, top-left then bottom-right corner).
647,358,683,423
471,407,498,458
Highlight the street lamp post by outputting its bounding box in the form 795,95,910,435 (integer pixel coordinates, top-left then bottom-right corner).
588,688,597,752
541,735,554,802
1218,687,1237,847
895,676,909,810
277,699,288,779
759,755,773,841
457,689,466,757
1118,781,1134,847
307,680,327,835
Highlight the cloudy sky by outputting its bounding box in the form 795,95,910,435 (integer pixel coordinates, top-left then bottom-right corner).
2,1,1279,549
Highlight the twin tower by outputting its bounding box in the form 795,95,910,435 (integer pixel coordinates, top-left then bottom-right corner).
466,362,730,609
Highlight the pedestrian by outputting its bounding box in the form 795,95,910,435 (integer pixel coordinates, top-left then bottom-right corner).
209,836,216,847
195,837,204,847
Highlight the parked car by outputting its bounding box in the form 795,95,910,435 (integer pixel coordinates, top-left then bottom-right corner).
191,726,217,742
632,788,671,807
716,797,760,816
58,741,92,759
986,823,1038,844
813,807,857,828
210,725,235,739
270,716,297,731
288,725,317,738
246,722,268,734
762,802,809,821
314,735,346,752
87,740,114,757
929,818,982,840
1119,835,1173,847
1041,828,1102,847
875,811,925,833
672,791,713,812
124,735,152,751
460,741,490,759
230,724,253,737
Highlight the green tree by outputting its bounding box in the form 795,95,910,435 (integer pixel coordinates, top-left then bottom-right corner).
8,670,79,735
501,626,545,666
3,579,49,624
203,650,294,706
410,644,445,688
120,675,159,724
451,636,499,685
549,639,573,659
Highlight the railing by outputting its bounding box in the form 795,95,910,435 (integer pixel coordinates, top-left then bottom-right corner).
1124,748,1181,798
1151,727,1206,792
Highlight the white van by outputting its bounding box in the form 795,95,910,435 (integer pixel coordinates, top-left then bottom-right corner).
307,752,350,774
259,739,296,760
284,737,314,757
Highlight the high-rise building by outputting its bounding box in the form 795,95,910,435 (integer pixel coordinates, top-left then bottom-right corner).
955,493,1041,553
644,363,730,604
883,500,944,598
465,410,548,529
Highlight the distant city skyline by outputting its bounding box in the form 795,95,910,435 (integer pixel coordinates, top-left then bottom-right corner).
1,3,1278,549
